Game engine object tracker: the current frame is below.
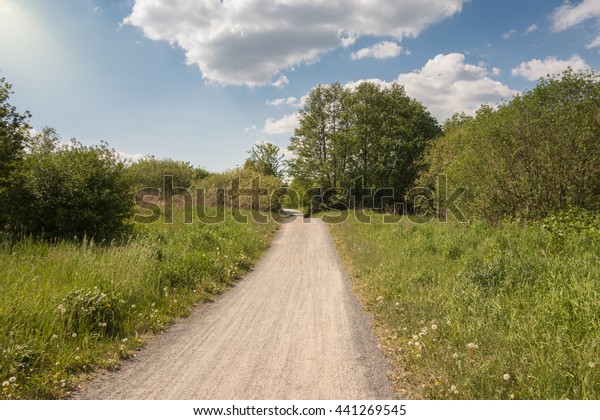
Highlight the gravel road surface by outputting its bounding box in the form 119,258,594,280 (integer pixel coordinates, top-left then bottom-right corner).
74,210,393,400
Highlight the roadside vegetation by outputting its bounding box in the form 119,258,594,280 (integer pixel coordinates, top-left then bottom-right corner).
331,210,599,399
297,70,599,399
0,76,282,399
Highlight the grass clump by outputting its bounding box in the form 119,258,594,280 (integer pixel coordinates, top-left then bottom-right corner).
330,211,599,399
0,210,276,399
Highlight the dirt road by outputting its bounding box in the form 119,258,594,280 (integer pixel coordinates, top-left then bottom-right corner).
75,210,393,400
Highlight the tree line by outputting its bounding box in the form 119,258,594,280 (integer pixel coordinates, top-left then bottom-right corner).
288,70,600,221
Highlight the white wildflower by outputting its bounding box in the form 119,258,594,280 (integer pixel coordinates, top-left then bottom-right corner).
71,333,77,338
589,362,596,369
431,324,438,330
453,353,459,359
503,374,510,381
466,343,479,349
9,377,16,383
2,381,9,387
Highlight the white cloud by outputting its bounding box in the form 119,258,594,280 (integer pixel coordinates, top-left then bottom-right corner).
118,151,144,162
342,53,515,122
244,125,257,133
525,23,539,34
262,113,300,135
511,55,591,81
124,0,466,86
588,35,600,48
396,54,516,121
266,96,307,108
552,0,600,48
552,0,600,31
492,67,501,76
351,41,402,60
502,29,517,40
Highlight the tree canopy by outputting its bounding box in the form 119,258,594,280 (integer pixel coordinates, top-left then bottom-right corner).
416,69,600,222
288,81,440,209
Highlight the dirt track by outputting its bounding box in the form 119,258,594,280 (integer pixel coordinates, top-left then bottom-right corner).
74,210,393,400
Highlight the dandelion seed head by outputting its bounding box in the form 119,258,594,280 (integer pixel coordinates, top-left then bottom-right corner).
453,353,459,359
51,334,58,340
431,324,438,330
589,362,596,369
9,377,16,383
71,333,77,338
412,335,419,341
503,374,510,381
466,343,478,349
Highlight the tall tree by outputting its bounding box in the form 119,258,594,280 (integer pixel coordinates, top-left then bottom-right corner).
0,76,31,227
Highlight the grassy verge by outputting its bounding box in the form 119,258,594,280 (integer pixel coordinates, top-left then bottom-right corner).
0,210,277,399
330,212,599,399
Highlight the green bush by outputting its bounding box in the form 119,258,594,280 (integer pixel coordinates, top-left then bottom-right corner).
9,128,134,240
417,69,600,222
126,156,199,191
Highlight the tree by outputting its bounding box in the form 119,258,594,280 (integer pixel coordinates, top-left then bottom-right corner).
289,81,440,209
244,142,285,179
12,129,134,240
126,156,197,191
0,76,31,228
416,68,600,222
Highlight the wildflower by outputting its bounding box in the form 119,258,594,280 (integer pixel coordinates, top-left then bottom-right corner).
2,381,9,387
408,341,414,346
453,353,459,359
51,334,58,340
466,343,478,349
193,289,197,293
503,374,510,381
431,324,438,330
376,296,384,303
450,385,458,394
75,356,80,360
447,320,451,325
412,335,419,341
416,353,422,358
589,362,596,369
173,300,177,304
72,333,77,338
414,342,421,348
122,338,128,343
9,377,16,383
131,304,136,309
151,303,155,307
395,302,400,307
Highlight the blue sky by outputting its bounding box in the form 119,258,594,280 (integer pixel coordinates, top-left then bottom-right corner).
1,0,599,171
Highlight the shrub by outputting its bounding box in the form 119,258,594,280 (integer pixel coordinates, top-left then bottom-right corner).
9,128,134,240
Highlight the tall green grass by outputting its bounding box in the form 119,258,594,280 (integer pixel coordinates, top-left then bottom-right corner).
330,212,599,399
0,210,276,399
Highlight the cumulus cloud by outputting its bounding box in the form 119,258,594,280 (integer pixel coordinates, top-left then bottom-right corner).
118,151,144,162
262,113,300,135
124,0,466,86
511,55,591,81
343,54,515,122
396,54,516,121
351,41,402,60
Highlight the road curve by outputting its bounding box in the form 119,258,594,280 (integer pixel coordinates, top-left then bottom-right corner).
74,210,393,400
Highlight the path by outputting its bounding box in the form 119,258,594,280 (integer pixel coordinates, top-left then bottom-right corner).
74,210,393,400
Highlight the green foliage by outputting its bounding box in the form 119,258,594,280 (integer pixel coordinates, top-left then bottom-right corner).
417,69,600,222
0,76,31,228
331,212,600,399
0,209,276,399
9,128,134,240
197,167,285,211
289,82,440,207
244,142,285,178
126,156,199,191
